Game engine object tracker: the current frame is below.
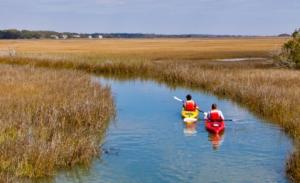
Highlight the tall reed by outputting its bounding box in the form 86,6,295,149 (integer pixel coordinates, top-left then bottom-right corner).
0,65,114,181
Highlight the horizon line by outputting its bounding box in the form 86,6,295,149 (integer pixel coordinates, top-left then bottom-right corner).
0,28,292,37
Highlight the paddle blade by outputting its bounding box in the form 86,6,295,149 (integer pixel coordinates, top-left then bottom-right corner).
173,96,183,102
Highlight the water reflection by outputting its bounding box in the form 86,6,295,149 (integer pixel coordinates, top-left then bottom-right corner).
183,122,197,136
208,132,225,150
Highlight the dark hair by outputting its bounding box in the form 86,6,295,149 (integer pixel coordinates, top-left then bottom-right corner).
212,103,217,109
186,94,192,100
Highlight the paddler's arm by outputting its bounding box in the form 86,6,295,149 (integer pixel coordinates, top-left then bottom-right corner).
219,111,225,120
195,102,199,110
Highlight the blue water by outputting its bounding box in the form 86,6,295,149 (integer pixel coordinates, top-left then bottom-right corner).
56,77,292,183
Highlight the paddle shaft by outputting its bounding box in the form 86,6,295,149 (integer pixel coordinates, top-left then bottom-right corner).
206,119,233,122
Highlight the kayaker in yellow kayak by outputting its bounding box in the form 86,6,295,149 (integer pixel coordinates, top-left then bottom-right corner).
183,94,198,111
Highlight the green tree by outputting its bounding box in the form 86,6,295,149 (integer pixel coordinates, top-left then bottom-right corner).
278,29,300,68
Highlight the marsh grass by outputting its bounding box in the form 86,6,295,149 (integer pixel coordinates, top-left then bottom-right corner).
0,65,114,181
0,37,286,61
0,38,299,182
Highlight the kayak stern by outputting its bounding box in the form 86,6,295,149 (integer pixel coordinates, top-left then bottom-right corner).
205,120,225,134
181,108,199,119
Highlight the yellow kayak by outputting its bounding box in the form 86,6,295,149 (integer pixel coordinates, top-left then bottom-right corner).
181,108,199,120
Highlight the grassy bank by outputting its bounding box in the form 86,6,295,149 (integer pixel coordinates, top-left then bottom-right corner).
0,65,114,181
0,38,299,181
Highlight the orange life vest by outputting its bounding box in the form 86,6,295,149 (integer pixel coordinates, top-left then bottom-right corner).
184,100,196,111
209,111,222,122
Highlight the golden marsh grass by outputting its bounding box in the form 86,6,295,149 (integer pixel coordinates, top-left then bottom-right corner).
0,65,114,181
0,37,287,61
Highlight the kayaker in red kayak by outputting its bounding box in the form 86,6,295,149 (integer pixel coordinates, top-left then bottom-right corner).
204,104,225,134
183,94,198,111
207,103,224,121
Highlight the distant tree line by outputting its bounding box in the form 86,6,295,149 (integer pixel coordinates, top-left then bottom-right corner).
0,29,290,39
0,29,57,39
0,29,93,39
276,29,300,68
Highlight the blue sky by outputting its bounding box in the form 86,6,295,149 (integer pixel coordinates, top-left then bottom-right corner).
0,0,299,35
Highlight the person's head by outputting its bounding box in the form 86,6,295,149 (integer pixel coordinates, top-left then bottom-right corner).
186,94,192,100
211,103,217,110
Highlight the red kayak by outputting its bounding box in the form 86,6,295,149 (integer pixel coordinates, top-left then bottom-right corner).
205,120,225,134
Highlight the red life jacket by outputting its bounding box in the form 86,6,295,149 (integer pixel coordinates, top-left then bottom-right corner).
209,111,222,121
185,100,196,111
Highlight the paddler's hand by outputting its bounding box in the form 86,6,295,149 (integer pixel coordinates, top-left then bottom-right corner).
203,112,208,119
